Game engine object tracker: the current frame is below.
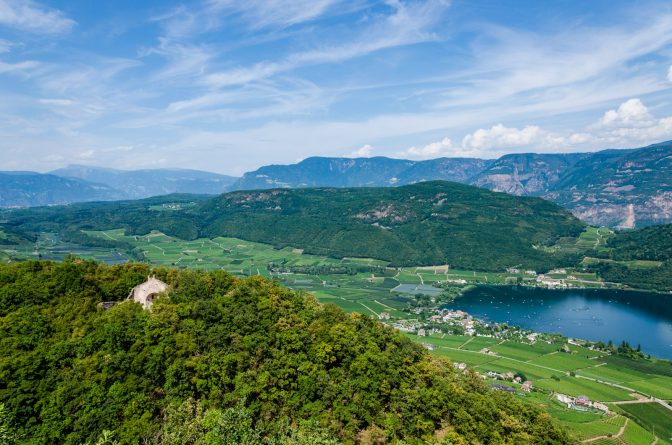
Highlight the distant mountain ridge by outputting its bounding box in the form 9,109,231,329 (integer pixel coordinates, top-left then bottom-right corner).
0,166,238,207
231,141,672,228
0,172,123,207
51,165,237,200
2,141,671,228
231,156,492,190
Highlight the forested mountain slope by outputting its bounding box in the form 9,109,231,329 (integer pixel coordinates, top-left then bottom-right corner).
3,182,586,271
585,224,672,291
0,260,571,444
198,181,584,269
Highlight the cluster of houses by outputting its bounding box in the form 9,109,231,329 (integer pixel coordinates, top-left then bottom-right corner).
485,371,533,391
427,309,477,334
506,268,537,275
555,394,611,414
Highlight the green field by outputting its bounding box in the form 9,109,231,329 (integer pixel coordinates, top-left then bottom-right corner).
404,331,672,442
616,403,672,442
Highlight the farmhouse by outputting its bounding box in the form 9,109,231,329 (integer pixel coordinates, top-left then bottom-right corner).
128,276,168,309
490,383,515,393
556,393,574,408
575,395,591,406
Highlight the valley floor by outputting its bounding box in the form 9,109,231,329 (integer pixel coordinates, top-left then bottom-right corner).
1,226,671,442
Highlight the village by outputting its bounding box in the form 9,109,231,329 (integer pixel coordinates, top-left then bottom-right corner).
376,304,630,419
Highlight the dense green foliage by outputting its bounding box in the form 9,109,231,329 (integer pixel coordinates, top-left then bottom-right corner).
0,260,571,444
584,224,672,291
606,224,672,261
4,181,585,271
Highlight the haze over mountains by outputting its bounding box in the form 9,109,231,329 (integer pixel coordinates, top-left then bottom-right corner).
1,141,670,228
0,166,237,206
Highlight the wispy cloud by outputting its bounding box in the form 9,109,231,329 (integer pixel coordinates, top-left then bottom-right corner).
433,12,672,115
208,0,343,30
0,59,39,75
155,0,348,39
0,0,75,34
204,0,449,87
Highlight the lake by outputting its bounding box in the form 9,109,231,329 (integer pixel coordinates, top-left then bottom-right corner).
446,286,672,359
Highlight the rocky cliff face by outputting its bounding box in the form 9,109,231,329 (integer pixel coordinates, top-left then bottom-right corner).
544,143,672,228
470,153,588,196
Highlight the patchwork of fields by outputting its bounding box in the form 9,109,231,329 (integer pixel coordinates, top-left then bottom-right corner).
404,332,672,444
2,227,595,317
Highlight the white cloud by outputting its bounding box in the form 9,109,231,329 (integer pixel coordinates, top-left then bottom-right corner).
0,0,75,34
398,137,453,159
588,98,672,145
668,65,672,82
348,144,373,157
462,124,564,151
0,59,39,75
77,149,95,159
596,98,652,128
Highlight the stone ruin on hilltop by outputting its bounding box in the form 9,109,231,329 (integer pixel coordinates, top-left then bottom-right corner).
127,275,168,309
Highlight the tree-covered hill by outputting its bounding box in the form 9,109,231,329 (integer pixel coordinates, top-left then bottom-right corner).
585,224,672,291
607,224,672,261
197,181,585,270
0,260,571,444
3,181,586,271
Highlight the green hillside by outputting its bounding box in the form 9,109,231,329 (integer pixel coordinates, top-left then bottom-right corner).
607,224,672,261
0,260,571,445
584,224,672,291
3,181,586,271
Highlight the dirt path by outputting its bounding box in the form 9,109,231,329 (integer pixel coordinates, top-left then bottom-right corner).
358,302,379,317
459,337,475,349
101,231,118,241
416,273,424,285
582,418,628,443
374,300,396,311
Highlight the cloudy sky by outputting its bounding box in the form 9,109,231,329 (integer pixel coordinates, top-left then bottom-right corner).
2,0,672,175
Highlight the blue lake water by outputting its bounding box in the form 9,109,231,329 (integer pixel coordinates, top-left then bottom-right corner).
446,286,672,359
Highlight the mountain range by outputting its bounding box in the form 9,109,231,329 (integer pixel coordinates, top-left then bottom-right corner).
0,172,123,207
1,141,671,228
0,166,236,207
232,141,672,228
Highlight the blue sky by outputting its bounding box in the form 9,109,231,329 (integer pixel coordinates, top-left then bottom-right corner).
2,0,672,175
